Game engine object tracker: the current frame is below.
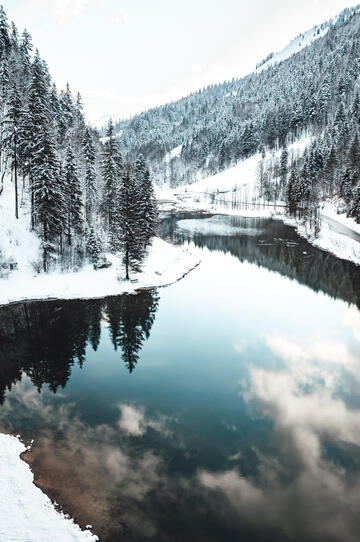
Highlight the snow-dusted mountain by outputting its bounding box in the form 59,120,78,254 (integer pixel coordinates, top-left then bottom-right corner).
256,5,360,73
255,23,329,73
112,4,360,193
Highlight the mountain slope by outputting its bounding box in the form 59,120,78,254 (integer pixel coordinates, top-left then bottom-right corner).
113,4,360,199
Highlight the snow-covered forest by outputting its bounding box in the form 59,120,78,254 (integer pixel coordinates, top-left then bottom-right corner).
0,5,157,277
112,5,360,225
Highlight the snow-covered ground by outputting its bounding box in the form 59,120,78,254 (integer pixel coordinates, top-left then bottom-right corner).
0,179,199,307
0,236,199,307
321,200,360,236
0,433,98,542
164,144,182,162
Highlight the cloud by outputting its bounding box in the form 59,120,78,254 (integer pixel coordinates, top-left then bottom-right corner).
234,338,247,354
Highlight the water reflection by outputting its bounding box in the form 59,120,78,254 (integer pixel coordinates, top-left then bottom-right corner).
0,290,159,403
162,213,360,308
199,330,360,542
1,214,360,541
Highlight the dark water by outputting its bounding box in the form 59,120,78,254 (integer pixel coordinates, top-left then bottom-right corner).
1,213,360,542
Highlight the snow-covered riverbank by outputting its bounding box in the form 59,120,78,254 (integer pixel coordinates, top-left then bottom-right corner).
0,237,200,307
158,189,360,266
0,433,98,542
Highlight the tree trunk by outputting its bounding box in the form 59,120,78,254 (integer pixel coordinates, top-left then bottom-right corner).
125,242,129,280
43,222,47,272
14,133,18,219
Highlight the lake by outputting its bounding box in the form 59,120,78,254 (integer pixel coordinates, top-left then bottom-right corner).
1,213,360,542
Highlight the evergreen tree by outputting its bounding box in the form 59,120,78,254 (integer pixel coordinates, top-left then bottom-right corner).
26,49,50,229
340,167,353,204
286,167,298,216
4,82,22,218
279,146,288,196
349,182,360,222
32,125,63,271
101,119,122,234
65,145,83,246
135,155,158,247
82,127,97,226
86,227,101,264
0,5,10,57
116,167,144,279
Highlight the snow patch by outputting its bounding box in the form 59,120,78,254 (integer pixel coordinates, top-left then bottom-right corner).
164,144,183,163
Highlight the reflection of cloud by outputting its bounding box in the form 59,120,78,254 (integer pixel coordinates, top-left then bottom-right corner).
267,334,360,384
234,338,247,354
118,405,146,436
198,334,360,541
200,469,262,505
344,305,360,342
118,404,171,437
0,378,169,539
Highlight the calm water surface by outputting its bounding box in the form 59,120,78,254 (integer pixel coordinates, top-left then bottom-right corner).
1,213,360,542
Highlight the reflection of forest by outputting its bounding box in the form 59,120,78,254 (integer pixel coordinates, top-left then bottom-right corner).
0,290,159,404
161,213,360,308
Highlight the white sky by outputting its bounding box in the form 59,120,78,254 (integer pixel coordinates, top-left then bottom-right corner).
2,0,357,125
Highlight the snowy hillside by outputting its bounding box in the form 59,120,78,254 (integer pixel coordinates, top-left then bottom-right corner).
180,135,313,198
256,5,360,73
256,23,329,73
114,3,360,194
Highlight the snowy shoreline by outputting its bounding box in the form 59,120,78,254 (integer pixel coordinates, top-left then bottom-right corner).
0,237,200,308
159,194,360,266
0,433,98,542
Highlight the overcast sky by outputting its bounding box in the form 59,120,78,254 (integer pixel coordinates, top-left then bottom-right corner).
1,0,357,125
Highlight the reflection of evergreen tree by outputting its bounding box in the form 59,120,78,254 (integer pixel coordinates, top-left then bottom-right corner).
105,296,124,351
88,299,103,351
161,214,360,308
118,295,145,373
0,290,159,403
106,290,159,373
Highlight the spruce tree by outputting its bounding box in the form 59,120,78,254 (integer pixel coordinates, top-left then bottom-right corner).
82,127,97,226
340,167,353,204
0,5,10,57
86,227,101,264
349,183,360,222
101,119,122,234
32,125,63,271
135,155,158,247
65,145,83,246
117,167,144,279
4,82,22,218
279,146,288,197
26,50,50,229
